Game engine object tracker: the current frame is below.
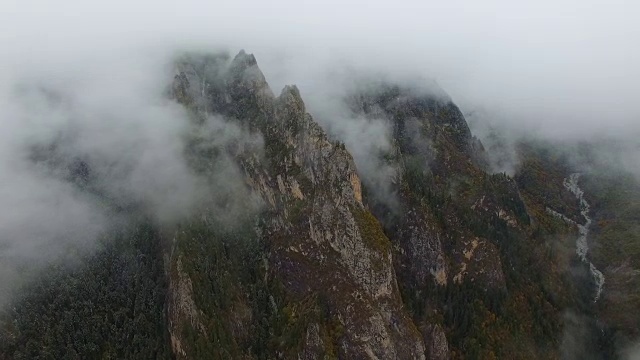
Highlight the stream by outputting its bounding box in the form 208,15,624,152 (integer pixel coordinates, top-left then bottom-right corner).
563,173,605,302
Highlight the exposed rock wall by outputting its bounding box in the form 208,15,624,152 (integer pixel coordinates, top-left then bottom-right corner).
169,50,427,359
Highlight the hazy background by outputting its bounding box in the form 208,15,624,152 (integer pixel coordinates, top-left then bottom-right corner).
3,0,639,135
4,0,639,179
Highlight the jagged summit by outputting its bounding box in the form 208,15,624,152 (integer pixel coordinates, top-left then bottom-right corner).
346,80,473,155
234,49,255,61
228,50,272,97
278,84,302,100
276,85,306,124
169,51,428,359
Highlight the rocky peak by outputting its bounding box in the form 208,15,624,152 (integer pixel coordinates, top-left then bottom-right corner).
227,49,274,100
232,49,257,67
172,50,275,130
277,85,305,115
168,51,429,359
348,81,475,167
276,85,307,136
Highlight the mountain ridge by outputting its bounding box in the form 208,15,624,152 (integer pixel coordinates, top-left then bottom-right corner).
1,49,634,359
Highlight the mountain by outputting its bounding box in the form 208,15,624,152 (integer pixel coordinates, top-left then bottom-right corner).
0,50,636,359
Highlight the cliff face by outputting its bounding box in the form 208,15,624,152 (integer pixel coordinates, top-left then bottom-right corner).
345,83,517,291
168,51,426,359
166,51,557,359
336,82,544,358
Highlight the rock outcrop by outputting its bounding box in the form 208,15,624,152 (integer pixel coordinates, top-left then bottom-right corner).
168,50,426,359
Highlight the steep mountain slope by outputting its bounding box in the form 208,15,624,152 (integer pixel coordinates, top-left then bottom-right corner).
334,82,580,359
0,221,171,360
585,171,640,353
168,50,426,359
0,50,627,359
546,154,640,357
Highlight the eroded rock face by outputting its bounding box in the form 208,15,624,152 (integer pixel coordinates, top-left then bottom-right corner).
167,255,205,358
340,79,546,358
345,81,513,291
166,50,549,359
421,324,450,360
169,51,426,359
394,206,448,287
451,237,504,288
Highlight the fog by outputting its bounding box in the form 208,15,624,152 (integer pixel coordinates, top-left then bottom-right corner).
0,45,261,306
1,0,639,345
3,0,639,174
3,0,639,133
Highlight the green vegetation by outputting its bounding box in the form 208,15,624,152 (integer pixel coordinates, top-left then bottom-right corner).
351,206,392,255
583,170,640,342
0,221,171,360
172,218,259,359
585,172,640,269
515,142,581,222
388,123,583,359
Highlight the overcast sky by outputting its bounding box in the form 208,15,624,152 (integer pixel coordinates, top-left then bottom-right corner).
2,0,639,139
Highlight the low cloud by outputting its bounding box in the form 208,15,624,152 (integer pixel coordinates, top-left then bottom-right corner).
0,48,263,305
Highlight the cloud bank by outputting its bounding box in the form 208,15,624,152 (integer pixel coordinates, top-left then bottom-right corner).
0,47,265,306
3,0,639,135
